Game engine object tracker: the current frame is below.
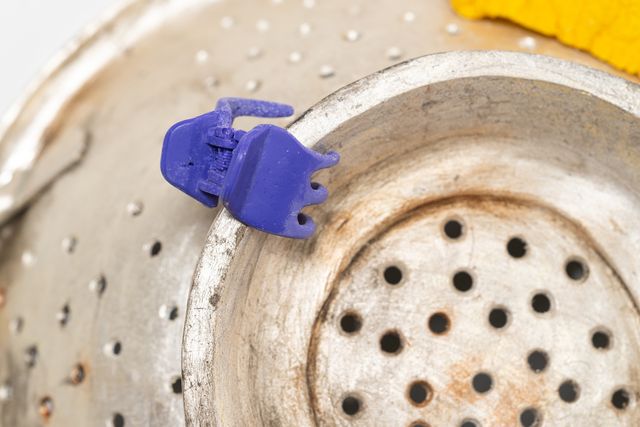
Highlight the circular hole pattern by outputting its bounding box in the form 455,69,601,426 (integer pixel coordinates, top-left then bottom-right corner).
428,312,450,334
443,219,464,239
592,329,612,350
341,395,361,416
527,350,549,373
507,237,527,258
519,407,541,427
531,293,552,314
159,304,179,321
612,388,631,410
558,380,580,403
297,213,307,225
407,381,432,407
488,307,509,329
383,266,402,285
565,259,588,281
472,372,493,394
379,330,403,354
171,376,182,394
340,312,362,334
452,271,473,292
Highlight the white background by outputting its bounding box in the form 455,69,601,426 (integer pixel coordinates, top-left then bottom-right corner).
0,0,119,118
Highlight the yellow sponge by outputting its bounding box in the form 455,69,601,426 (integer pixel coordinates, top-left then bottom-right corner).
451,0,640,76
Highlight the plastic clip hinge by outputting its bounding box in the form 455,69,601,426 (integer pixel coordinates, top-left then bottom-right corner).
160,97,339,239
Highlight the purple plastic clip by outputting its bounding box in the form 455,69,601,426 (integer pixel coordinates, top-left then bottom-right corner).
160,97,339,239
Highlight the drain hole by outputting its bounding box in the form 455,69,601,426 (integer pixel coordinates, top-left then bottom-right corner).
340,312,362,334
38,396,53,419
341,395,361,416
519,408,541,427
24,345,38,368
531,293,552,314
527,350,549,373
110,413,125,427
380,330,403,354
507,237,527,258
171,376,182,394
592,329,612,350
383,266,403,285
407,381,432,406
148,241,162,257
565,258,588,281
488,307,509,329
472,372,493,394
453,271,473,292
444,219,464,239
104,341,122,357
57,304,70,327
460,420,480,427
297,213,307,225
612,388,631,410
70,363,86,385
558,380,580,403
428,312,450,334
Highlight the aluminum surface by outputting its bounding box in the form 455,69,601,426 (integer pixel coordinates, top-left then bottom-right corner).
185,52,640,426
0,0,638,426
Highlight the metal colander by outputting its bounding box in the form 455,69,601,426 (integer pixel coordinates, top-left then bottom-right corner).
1,1,639,427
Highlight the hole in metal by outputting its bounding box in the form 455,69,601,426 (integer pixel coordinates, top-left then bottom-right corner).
407,381,432,407
452,270,473,292
104,341,122,357
565,258,588,281
507,237,527,258
519,407,541,427
297,213,307,225
443,219,463,239
70,363,85,385
527,350,549,373
558,380,580,403
592,329,612,350
341,395,361,416
57,304,70,327
383,265,402,285
171,376,182,394
310,182,320,190
380,330,403,354
340,312,362,334
460,420,480,427
149,241,162,257
428,312,450,334
531,293,552,314
612,388,631,410
111,413,125,427
38,396,53,419
488,307,509,329
472,372,493,394
25,345,38,368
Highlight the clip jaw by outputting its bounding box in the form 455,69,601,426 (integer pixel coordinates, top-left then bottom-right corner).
160,97,339,239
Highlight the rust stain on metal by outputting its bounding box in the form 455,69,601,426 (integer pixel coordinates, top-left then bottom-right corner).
306,192,637,424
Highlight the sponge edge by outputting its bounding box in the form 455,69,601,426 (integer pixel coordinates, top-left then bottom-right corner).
451,0,640,76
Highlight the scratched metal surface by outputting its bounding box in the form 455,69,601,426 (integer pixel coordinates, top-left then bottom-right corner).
0,1,638,426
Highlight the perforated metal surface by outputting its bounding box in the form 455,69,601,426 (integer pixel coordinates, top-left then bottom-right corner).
311,198,640,426
0,1,638,427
